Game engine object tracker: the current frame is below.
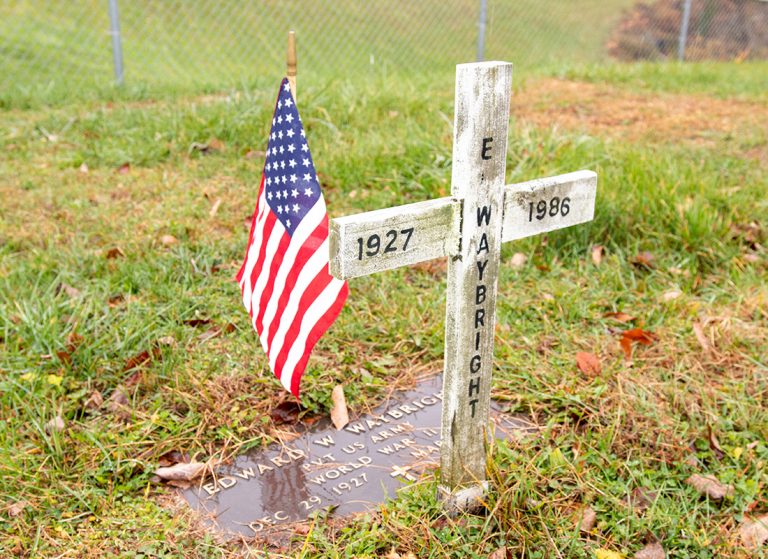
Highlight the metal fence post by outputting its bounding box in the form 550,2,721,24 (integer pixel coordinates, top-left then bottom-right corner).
677,0,692,61
476,0,487,61
108,0,125,85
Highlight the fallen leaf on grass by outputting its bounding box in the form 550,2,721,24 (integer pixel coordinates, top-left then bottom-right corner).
692,322,710,352
604,311,636,323
510,253,527,268
591,245,604,265
160,234,178,246
105,247,126,259
84,391,103,410
157,335,177,347
45,416,66,433
209,198,222,218
123,348,160,371
579,506,597,533
7,500,29,518
576,352,602,376
108,387,129,414
686,474,734,500
78,162,89,174
631,251,655,269
488,547,507,559
619,328,658,360
661,290,682,302
183,318,212,328
197,323,236,343
244,149,265,160
634,542,665,559
116,162,131,175
56,283,81,298
707,425,725,459
621,487,658,512
331,385,349,430
154,461,206,482
271,401,302,425
740,514,768,550
595,549,625,559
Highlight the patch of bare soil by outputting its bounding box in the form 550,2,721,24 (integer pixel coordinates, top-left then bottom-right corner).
512,78,768,162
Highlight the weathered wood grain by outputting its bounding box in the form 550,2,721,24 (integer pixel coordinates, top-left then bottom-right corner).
328,197,460,280
501,170,597,242
440,61,512,492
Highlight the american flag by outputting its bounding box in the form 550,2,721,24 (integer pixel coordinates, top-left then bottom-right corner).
236,78,348,397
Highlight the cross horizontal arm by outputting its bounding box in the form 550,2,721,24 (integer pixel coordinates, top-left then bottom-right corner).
328,170,596,280
501,170,597,243
329,197,461,279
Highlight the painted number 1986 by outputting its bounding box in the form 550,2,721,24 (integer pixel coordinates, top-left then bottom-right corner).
528,197,571,222
356,228,414,260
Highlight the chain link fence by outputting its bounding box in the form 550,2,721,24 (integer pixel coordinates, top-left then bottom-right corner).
1,0,766,103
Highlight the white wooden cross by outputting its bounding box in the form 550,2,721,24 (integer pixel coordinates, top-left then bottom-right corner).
328,62,597,510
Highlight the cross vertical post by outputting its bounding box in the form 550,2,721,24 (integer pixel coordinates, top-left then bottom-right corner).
439,62,512,506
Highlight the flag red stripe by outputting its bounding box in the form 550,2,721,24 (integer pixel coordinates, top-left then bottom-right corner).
236,176,265,283
254,227,292,334
264,220,329,350
271,268,335,383
290,282,349,396
245,210,278,316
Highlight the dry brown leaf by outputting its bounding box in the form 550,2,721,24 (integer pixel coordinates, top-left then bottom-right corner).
157,335,177,347
84,390,103,410
604,311,636,323
632,251,655,269
160,234,178,246
154,461,207,482
105,247,126,259
579,506,597,533
7,500,29,518
686,474,734,500
510,252,527,268
116,162,131,175
661,290,682,302
576,352,602,376
634,542,665,559
489,547,508,559
108,386,129,414
57,283,81,298
78,162,89,174
331,385,350,430
591,245,604,265
740,514,768,550
271,401,302,424
123,349,158,371
692,322,710,352
44,416,65,433
209,198,222,218
622,487,658,512
620,328,658,359
707,425,725,459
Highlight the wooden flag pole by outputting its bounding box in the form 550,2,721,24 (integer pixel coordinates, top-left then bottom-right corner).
287,31,297,100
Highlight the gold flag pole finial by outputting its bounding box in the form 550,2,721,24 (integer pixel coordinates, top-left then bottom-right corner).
287,31,297,101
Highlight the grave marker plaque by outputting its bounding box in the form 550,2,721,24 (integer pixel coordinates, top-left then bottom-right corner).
183,375,531,536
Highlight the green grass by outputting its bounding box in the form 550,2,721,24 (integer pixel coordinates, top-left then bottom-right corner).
562,61,768,100
1,63,767,557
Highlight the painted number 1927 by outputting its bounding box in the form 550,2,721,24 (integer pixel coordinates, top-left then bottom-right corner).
356,228,414,260
528,197,571,222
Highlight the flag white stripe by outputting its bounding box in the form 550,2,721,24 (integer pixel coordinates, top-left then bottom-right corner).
239,188,269,307
267,237,332,370
258,198,326,341
279,278,347,392
246,212,286,326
